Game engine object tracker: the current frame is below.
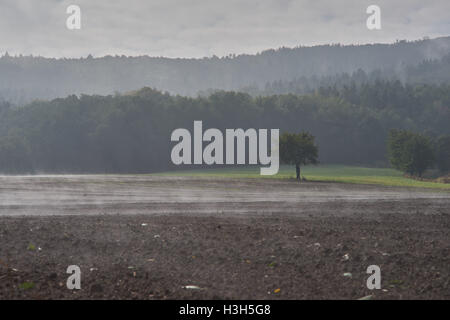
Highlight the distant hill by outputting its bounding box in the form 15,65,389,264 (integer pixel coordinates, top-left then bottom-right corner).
249,52,450,96
1,37,450,104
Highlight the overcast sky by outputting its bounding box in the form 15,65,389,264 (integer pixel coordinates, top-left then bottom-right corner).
1,0,449,58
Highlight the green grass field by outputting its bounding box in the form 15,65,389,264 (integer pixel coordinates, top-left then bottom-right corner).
158,165,450,190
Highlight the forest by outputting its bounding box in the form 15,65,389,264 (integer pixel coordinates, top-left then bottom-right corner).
0,80,449,174
1,37,450,105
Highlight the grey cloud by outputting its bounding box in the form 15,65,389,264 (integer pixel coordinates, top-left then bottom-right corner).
0,0,449,58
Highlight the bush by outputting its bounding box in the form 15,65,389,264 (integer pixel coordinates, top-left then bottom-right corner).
387,129,435,177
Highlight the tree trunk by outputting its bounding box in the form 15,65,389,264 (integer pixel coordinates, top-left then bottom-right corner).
296,163,300,181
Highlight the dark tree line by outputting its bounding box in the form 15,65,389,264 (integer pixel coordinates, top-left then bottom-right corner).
0,81,449,174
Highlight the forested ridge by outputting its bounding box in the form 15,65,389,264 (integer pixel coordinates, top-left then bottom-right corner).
1,37,450,104
0,81,449,174
252,53,450,96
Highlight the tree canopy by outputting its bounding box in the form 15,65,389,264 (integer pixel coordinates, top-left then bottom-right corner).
387,129,435,177
279,132,318,166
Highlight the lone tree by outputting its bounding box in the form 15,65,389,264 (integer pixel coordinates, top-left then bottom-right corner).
387,129,435,177
280,132,318,181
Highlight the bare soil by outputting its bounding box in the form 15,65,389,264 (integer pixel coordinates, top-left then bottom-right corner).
0,176,449,299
